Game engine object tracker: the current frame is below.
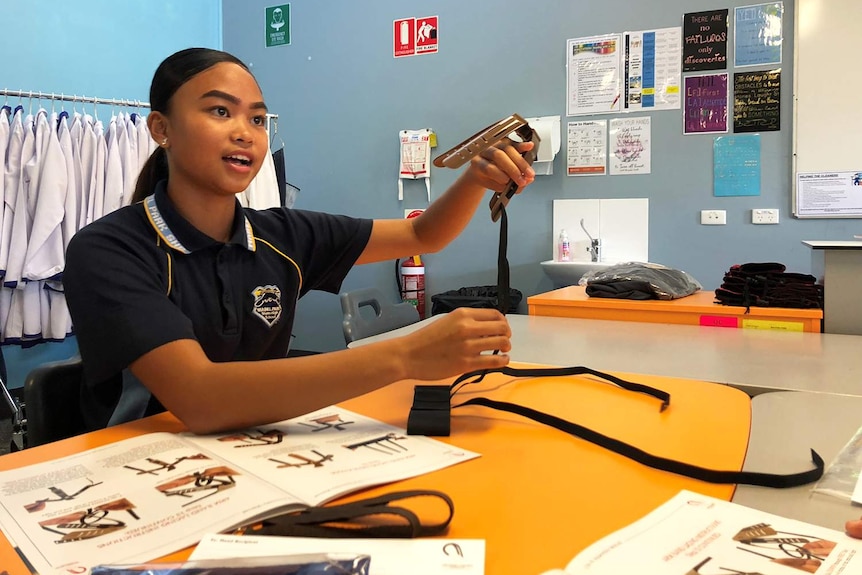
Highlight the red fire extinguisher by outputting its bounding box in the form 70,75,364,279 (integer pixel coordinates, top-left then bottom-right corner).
398,255,426,319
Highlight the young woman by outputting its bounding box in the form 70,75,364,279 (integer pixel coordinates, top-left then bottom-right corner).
63,48,535,435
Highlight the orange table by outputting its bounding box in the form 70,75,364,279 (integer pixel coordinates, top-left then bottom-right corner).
528,285,823,332
0,365,751,575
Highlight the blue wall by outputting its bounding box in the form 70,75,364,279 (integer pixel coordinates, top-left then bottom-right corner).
222,0,855,352
1,0,222,388
6,1,854,372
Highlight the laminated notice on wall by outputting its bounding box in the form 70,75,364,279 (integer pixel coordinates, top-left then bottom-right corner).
398,128,432,201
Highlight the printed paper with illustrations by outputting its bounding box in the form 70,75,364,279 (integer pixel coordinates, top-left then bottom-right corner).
545,490,862,575
0,407,478,575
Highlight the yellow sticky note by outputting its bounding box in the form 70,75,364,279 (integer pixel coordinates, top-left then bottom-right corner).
429,131,437,148
741,319,804,332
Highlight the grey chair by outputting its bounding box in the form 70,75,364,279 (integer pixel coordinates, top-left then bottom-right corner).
340,287,420,344
23,356,87,447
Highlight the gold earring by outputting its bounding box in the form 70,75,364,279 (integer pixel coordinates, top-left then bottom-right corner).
161,138,168,146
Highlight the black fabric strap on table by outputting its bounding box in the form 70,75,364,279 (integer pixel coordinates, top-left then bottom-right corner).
454,396,824,488
240,490,454,538
450,365,671,408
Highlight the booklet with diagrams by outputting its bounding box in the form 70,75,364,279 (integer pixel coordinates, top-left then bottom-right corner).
542,490,862,575
0,406,478,575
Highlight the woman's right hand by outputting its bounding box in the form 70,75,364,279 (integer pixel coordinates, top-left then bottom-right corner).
400,307,512,381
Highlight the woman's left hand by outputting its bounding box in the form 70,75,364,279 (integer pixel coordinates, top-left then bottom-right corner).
464,139,535,194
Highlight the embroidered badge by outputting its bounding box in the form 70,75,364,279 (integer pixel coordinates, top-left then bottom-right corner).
251,285,282,327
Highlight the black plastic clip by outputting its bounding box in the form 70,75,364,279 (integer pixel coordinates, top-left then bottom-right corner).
406,385,451,436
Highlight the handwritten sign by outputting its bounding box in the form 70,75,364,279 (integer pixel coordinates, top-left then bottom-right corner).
733,69,781,133
683,9,728,72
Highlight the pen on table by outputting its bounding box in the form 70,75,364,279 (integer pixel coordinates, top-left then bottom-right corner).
611,94,620,109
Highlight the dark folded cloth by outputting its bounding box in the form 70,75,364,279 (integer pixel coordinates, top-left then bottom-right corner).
585,280,656,300
715,262,823,309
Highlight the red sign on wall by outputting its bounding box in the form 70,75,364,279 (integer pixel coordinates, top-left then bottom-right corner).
394,18,416,58
393,16,438,58
415,16,438,54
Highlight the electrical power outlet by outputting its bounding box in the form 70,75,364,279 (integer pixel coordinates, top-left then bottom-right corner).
700,209,726,225
752,209,779,224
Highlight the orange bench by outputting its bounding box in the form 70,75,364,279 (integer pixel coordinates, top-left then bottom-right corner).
528,285,822,332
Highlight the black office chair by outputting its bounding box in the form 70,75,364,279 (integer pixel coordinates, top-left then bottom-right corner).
340,287,420,344
23,356,88,447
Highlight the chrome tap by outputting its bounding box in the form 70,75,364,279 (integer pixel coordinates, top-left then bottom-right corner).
579,219,601,262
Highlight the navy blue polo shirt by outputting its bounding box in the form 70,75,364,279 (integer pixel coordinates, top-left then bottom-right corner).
64,181,372,430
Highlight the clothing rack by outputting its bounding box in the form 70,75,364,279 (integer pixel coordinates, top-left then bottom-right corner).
0,89,279,134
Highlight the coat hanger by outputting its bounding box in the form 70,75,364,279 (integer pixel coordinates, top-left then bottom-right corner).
270,115,285,151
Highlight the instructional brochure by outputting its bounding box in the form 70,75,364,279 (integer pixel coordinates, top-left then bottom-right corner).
542,490,862,575
190,533,485,575
0,406,478,575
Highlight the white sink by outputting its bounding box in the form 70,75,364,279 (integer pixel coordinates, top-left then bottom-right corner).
540,260,615,288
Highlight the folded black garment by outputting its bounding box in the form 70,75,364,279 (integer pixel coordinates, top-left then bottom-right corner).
585,280,656,300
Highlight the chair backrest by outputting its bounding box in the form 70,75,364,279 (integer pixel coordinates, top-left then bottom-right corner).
340,287,420,344
23,356,87,447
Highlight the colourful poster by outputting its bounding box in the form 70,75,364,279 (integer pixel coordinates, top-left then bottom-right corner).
623,27,682,111
734,69,781,133
682,9,728,71
734,2,783,67
714,135,761,196
684,73,728,135
566,34,622,116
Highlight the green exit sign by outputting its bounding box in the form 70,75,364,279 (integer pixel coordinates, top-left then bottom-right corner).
265,4,290,47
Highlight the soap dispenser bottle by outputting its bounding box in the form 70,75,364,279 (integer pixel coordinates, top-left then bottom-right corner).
559,229,571,262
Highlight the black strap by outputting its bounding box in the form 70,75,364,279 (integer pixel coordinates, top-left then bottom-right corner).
450,365,670,409
408,365,671,437
454,397,823,488
496,207,510,314
240,490,454,538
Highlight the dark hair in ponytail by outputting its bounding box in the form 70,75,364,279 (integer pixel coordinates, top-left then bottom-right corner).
131,48,254,204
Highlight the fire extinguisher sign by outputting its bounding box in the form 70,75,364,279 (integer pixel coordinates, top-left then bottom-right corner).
393,16,438,58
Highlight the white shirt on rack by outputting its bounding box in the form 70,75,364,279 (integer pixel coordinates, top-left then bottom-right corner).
119,113,138,207
89,118,107,223
23,110,68,282
103,115,124,215
6,112,38,288
1,107,25,281
135,113,152,179
0,106,9,274
69,113,88,235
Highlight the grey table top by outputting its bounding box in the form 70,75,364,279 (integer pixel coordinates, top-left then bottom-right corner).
734,391,862,530
352,313,862,396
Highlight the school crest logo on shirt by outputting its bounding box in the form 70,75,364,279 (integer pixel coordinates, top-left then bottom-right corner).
251,285,282,327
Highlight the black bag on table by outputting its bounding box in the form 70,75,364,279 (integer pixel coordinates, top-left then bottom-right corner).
431,286,523,315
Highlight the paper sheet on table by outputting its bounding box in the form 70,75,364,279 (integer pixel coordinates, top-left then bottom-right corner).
541,490,862,575
190,533,485,575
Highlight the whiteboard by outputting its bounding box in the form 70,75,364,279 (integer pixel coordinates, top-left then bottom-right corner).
792,0,862,217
